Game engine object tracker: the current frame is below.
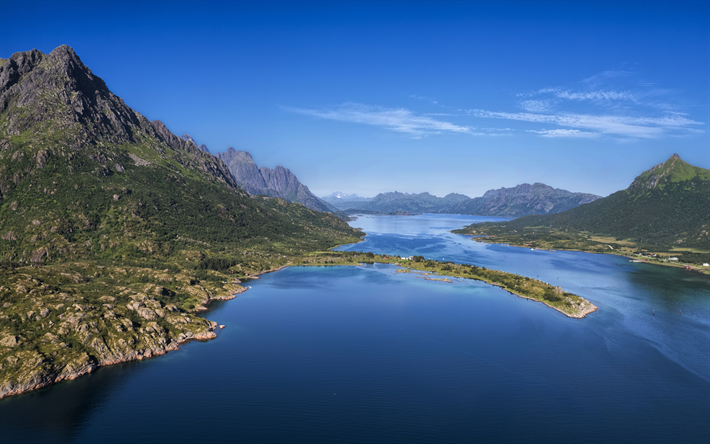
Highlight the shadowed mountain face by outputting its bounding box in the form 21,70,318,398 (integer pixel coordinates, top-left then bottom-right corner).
217,147,340,214
483,155,710,248
443,183,601,217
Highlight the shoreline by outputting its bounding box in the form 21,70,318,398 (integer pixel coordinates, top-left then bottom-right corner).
0,275,254,400
0,239,594,400
400,263,597,319
0,327,218,400
464,235,710,276
245,256,598,320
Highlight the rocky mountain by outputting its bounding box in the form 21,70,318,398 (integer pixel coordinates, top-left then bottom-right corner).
463,154,710,249
443,183,601,217
0,45,362,398
180,134,209,153
333,191,470,213
217,147,340,215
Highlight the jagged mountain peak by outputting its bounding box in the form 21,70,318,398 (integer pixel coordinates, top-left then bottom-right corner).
180,134,210,153
0,45,239,190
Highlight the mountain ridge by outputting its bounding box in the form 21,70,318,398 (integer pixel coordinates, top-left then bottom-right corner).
457,154,710,252
326,183,599,217
217,147,341,215
444,183,601,217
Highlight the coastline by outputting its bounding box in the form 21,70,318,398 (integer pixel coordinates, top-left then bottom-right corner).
397,263,598,319
0,270,254,400
464,235,710,276
0,239,594,400
0,326,219,399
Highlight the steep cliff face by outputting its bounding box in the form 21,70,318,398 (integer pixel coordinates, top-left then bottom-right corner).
445,183,601,217
217,147,339,214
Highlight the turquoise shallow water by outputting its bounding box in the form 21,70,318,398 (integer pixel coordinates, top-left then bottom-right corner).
1,214,709,443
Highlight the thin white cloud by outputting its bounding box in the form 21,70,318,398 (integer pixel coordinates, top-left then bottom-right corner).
528,129,599,138
528,87,637,102
519,100,554,113
467,109,702,139
554,90,637,101
284,103,471,136
409,94,439,105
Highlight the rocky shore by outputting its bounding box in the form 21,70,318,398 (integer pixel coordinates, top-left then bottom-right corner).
0,264,250,400
0,327,218,399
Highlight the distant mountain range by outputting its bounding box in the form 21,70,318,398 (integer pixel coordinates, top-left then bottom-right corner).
216,147,342,215
443,183,601,217
328,191,470,214
321,192,372,204
323,184,600,217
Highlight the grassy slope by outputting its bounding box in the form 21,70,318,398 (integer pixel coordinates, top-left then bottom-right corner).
0,118,362,399
454,157,710,267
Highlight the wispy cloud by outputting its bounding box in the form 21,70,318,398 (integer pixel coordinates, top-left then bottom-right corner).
284,103,471,136
286,71,703,141
528,129,599,138
551,89,637,102
501,71,704,139
519,100,554,113
466,109,701,139
409,94,440,105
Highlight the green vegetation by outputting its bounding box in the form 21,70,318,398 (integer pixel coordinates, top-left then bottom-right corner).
0,46,364,397
0,132,363,397
454,155,710,272
454,225,710,273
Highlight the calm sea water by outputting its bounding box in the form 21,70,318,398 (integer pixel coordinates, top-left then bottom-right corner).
2,214,709,443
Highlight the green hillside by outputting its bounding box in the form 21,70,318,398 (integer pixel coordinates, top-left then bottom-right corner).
455,154,710,265
0,45,362,398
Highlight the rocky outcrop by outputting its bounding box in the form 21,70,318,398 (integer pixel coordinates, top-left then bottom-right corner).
0,264,247,400
444,183,601,217
181,134,209,153
0,327,217,399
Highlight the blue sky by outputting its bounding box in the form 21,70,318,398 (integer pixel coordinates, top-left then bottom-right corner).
2,0,708,198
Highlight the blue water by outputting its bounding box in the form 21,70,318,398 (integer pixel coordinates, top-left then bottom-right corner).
2,214,709,443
